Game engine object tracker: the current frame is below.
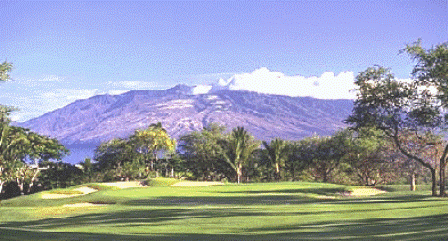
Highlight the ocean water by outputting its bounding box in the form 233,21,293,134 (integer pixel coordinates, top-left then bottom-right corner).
62,144,97,164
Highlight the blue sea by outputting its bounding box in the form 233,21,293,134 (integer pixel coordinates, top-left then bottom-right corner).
62,144,97,164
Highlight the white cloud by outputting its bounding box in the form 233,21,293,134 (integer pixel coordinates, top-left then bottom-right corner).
208,67,357,99
108,81,158,89
18,75,66,82
42,89,99,101
107,90,128,95
192,85,213,95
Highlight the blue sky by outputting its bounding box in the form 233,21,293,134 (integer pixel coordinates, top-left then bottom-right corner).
1,1,447,121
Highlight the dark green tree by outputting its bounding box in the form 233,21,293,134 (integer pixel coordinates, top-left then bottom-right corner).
345,127,400,186
219,127,260,184
309,130,351,183
262,138,289,181
179,123,230,181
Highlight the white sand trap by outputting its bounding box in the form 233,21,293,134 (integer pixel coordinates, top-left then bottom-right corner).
350,188,386,196
171,181,224,187
101,181,142,189
41,186,98,199
41,193,77,199
75,186,97,194
63,202,107,207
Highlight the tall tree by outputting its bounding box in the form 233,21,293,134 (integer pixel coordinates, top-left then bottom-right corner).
262,138,289,181
0,125,67,195
95,138,132,171
346,64,443,196
309,130,351,183
346,127,399,186
220,127,260,184
94,123,176,180
129,123,176,172
284,140,315,181
180,123,230,180
402,40,448,196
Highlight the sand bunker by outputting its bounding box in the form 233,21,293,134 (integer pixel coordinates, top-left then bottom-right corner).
171,181,224,187
101,181,142,189
349,188,386,196
41,186,97,199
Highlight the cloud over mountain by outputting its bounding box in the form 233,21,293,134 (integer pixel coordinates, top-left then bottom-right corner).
197,67,357,99
7,68,357,122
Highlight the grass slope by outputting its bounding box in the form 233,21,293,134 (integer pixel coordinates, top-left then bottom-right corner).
0,182,447,241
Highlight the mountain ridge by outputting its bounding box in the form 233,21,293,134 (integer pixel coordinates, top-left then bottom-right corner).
19,85,354,145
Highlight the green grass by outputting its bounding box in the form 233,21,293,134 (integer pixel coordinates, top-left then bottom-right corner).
0,182,447,240
145,177,181,186
84,183,121,191
46,189,84,195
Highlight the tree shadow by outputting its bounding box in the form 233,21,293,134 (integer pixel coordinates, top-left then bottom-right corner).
1,212,448,241
219,187,348,196
123,195,325,206
244,214,448,241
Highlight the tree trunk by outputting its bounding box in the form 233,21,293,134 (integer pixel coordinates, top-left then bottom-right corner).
440,157,446,197
17,178,24,195
237,164,242,184
322,169,328,183
292,165,296,181
27,169,40,194
171,167,174,178
430,168,437,196
410,172,416,191
275,163,280,182
393,136,438,196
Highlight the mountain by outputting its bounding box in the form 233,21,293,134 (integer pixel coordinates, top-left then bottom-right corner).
19,85,354,145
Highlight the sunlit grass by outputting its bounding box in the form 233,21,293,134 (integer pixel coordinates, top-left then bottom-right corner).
0,182,447,240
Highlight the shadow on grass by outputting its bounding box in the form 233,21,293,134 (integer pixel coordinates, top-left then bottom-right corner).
0,207,315,231
123,194,322,206
334,194,444,205
244,214,448,241
219,187,348,195
122,191,445,207
1,212,448,241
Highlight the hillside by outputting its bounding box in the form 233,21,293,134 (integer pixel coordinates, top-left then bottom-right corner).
19,85,353,145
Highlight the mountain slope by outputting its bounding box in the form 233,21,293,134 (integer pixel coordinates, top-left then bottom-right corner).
20,85,353,145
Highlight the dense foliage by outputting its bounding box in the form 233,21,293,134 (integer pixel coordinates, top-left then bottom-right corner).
0,109,68,198
347,40,448,196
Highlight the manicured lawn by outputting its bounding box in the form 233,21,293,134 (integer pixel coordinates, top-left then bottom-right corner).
0,182,447,240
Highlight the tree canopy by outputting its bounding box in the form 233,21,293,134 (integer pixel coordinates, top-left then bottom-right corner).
347,40,448,196
0,61,13,82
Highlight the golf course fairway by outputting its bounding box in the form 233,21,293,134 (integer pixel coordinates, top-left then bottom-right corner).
0,181,447,241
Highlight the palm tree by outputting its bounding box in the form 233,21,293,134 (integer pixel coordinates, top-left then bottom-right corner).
221,127,260,184
262,138,289,181
0,61,13,82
